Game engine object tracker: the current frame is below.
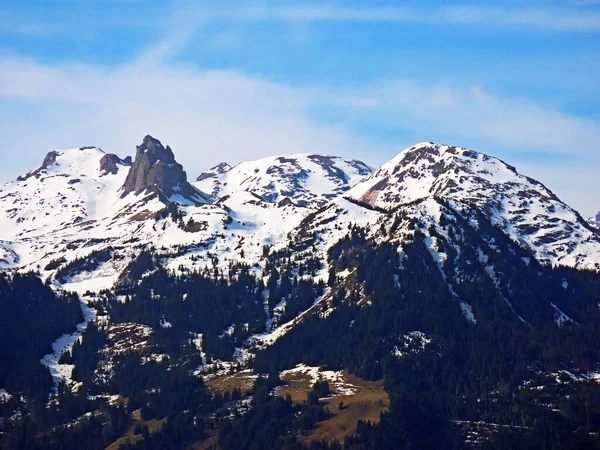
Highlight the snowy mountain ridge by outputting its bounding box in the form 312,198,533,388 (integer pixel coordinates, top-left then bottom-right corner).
0,137,375,294
194,153,372,208
345,142,600,270
3,137,600,450
1,137,599,300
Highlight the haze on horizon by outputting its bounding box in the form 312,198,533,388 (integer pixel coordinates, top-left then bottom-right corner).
0,0,599,216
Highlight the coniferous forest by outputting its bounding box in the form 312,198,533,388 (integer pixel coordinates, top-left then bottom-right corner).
2,216,600,449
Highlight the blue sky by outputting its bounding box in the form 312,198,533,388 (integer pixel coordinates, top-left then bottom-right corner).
1,0,599,215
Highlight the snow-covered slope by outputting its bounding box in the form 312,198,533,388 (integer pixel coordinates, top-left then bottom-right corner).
588,211,600,229
1,139,598,299
195,154,371,208
345,143,600,270
196,162,232,194
0,141,231,290
0,141,374,293
184,153,374,279
0,146,129,241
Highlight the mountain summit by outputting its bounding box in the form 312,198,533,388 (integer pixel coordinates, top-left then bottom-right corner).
0,137,376,291
195,153,372,208
121,135,211,205
345,142,600,269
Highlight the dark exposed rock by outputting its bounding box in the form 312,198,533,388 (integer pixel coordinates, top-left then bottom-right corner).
196,173,212,182
121,135,211,204
99,153,132,176
196,162,231,181
41,151,60,170
17,151,61,181
278,197,294,207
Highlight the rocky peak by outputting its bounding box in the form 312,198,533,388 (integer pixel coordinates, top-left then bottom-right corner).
99,153,132,176
196,162,232,182
41,151,61,170
17,151,61,181
121,135,211,204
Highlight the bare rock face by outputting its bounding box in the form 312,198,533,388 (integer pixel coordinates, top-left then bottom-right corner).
17,151,61,181
121,135,211,204
99,153,132,176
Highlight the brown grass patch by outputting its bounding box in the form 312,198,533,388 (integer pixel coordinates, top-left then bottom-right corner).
275,369,389,444
104,409,166,450
205,369,257,396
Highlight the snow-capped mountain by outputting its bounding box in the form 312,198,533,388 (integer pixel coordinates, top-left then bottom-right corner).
191,154,373,271
588,211,600,229
345,142,600,270
3,137,600,450
0,137,225,290
1,138,599,299
0,137,373,293
0,146,130,242
275,143,600,332
194,153,371,208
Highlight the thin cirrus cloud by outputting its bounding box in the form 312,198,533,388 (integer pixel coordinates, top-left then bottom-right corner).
162,3,600,32
2,3,600,39
0,1,599,216
322,80,600,156
0,52,599,216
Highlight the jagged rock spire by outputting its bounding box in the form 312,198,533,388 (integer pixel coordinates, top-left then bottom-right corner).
121,135,211,204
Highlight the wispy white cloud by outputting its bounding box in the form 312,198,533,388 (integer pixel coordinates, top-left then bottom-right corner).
0,51,599,215
322,80,600,156
172,3,600,33
2,2,600,41
0,55,382,179
118,2,600,67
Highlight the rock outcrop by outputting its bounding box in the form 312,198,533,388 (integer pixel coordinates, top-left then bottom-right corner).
99,153,132,176
121,135,211,204
17,151,61,181
196,162,232,182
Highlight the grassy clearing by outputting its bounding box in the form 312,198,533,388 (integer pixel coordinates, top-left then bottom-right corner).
105,409,166,450
202,366,389,446
275,369,389,444
205,369,257,396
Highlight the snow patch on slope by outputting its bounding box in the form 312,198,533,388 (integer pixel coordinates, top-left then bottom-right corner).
346,143,600,271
